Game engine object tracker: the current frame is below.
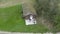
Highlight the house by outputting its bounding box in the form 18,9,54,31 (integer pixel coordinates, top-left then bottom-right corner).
22,0,37,25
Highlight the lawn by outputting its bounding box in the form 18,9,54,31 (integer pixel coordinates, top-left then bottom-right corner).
0,5,49,33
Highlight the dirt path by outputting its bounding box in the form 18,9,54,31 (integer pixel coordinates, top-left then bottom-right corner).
0,0,36,8
0,0,22,8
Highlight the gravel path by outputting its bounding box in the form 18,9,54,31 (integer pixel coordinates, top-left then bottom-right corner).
0,31,55,34
0,31,58,34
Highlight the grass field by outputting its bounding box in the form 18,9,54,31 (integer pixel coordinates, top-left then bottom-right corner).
0,5,49,33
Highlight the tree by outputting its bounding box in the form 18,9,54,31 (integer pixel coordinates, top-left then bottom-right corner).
34,0,59,32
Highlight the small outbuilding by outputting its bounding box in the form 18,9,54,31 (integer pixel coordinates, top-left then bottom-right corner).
22,0,37,25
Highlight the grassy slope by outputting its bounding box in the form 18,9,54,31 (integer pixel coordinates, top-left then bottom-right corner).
0,5,48,32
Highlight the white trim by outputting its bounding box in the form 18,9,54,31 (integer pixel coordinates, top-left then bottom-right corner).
25,15,36,25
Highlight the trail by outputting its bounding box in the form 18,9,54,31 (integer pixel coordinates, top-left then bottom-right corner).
0,0,21,8
0,0,36,8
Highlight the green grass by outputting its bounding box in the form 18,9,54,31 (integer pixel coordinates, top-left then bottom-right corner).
0,5,48,33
